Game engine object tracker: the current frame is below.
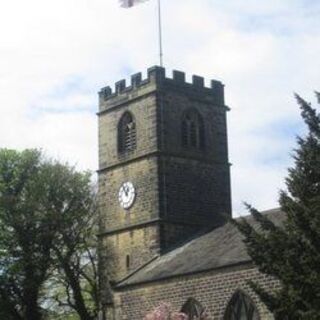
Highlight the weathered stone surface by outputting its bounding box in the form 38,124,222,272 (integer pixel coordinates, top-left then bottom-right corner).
98,66,231,285
96,67,283,320
115,266,278,320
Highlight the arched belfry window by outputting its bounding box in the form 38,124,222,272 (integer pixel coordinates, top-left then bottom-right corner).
118,112,136,154
224,291,260,320
181,109,205,150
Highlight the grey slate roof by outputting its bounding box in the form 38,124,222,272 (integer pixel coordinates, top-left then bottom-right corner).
117,208,285,288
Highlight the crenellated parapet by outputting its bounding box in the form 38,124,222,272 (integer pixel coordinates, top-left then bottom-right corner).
98,66,225,113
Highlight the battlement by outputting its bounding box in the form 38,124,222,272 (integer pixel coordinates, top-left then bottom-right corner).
98,66,225,111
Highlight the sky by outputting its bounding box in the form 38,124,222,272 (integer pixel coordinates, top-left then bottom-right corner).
0,0,319,216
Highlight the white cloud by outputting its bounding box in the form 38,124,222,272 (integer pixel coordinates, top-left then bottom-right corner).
0,0,319,215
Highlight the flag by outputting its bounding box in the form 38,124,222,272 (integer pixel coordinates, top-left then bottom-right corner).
119,0,149,8
119,0,163,67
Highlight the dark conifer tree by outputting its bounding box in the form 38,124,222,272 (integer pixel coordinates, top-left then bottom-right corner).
233,92,320,319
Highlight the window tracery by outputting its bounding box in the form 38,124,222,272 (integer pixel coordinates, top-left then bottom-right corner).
181,298,207,319
118,112,136,154
224,290,260,320
181,109,205,150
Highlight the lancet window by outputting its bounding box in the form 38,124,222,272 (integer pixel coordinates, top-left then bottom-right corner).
224,291,260,320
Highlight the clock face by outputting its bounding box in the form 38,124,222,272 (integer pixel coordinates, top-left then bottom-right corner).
118,182,136,209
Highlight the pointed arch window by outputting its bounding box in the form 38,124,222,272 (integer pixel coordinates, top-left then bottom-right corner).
180,298,207,319
118,112,136,154
181,109,205,150
224,291,260,320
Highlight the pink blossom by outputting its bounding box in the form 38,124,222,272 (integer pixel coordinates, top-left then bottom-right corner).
171,312,189,320
143,303,189,320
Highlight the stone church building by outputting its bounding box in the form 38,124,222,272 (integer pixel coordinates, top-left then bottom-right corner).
97,66,280,319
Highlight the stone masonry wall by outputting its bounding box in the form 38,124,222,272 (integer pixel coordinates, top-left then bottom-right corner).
114,264,278,320
98,93,158,170
156,74,232,229
100,157,159,232
98,156,160,282
98,66,234,298
160,89,228,164
100,225,160,283
159,156,231,227
98,68,161,283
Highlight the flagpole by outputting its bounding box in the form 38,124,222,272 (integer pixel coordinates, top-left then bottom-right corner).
157,0,163,67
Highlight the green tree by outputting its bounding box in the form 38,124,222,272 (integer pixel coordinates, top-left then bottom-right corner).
46,163,99,320
0,149,99,320
233,92,320,319
0,149,58,320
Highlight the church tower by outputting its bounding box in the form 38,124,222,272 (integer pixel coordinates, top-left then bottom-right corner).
97,66,231,289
